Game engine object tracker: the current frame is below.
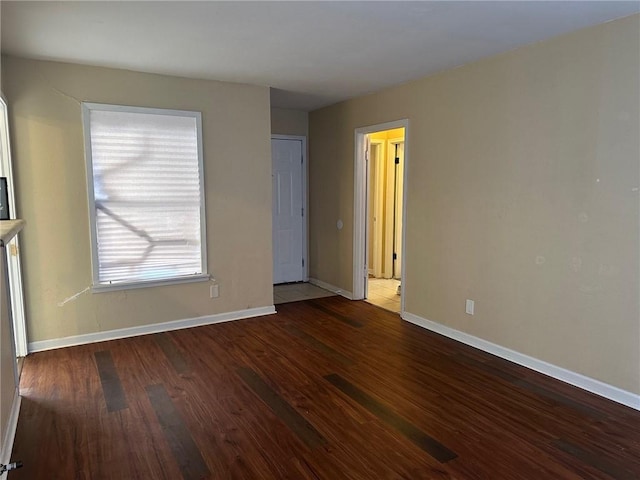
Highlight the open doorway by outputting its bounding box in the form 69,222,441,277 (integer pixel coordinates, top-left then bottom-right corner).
366,128,404,312
353,119,408,314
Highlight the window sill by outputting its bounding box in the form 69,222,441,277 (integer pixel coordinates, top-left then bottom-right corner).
92,273,210,293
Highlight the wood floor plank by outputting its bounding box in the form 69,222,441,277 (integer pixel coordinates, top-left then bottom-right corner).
324,373,458,463
282,324,354,367
451,352,523,383
94,350,128,412
236,367,327,449
449,353,610,422
552,439,637,479
306,298,364,327
154,332,190,375
146,384,210,480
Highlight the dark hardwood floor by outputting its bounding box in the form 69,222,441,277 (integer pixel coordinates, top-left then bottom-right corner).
9,297,640,479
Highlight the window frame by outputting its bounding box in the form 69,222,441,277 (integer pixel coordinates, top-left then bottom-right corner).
82,102,209,292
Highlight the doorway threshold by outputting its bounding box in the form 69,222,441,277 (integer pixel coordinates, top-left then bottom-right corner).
365,278,401,313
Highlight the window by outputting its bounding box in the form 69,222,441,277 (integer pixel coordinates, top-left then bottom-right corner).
83,103,207,291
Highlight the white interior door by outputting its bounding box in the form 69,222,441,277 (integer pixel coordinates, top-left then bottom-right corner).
272,137,304,284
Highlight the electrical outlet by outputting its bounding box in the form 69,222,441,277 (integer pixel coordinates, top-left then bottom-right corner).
210,284,219,298
465,299,474,315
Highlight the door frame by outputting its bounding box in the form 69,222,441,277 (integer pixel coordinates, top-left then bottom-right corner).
0,95,28,357
387,137,404,279
271,134,308,282
353,119,409,312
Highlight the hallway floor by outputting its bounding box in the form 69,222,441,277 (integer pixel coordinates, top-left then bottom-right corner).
273,282,335,304
366,278,401,313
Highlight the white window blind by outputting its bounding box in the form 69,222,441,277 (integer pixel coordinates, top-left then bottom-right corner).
83,104,207,289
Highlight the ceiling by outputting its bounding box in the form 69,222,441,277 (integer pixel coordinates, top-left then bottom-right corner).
2,1,639,111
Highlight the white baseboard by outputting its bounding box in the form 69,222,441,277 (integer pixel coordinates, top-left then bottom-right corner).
308,277,353,300
28,305,276,353
0,388,21,478
402,311,640,411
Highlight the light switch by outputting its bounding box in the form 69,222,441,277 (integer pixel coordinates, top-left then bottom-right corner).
465,299,474,315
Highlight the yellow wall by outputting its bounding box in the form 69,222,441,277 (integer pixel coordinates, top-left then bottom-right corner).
3,56,274,343
369,128,404,142
309,15,640,393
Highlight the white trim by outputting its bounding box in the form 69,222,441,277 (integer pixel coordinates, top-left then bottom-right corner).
0,389,21,478
308,277,353,300
81,103,99,282
402,311,640,411
81,102,208,289
4,237,26,358
28,306,276,353
354,120,409,316
353,131,367,300
91,273,210,293
271,134,309,282
384,137,404,279
0,96,28,358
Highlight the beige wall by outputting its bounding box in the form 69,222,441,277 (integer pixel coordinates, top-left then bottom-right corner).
3,56,273,343
309,15,640,393
271,107,308,136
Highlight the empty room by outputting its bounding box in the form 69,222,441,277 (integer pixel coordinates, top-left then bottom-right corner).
0,1,638,479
